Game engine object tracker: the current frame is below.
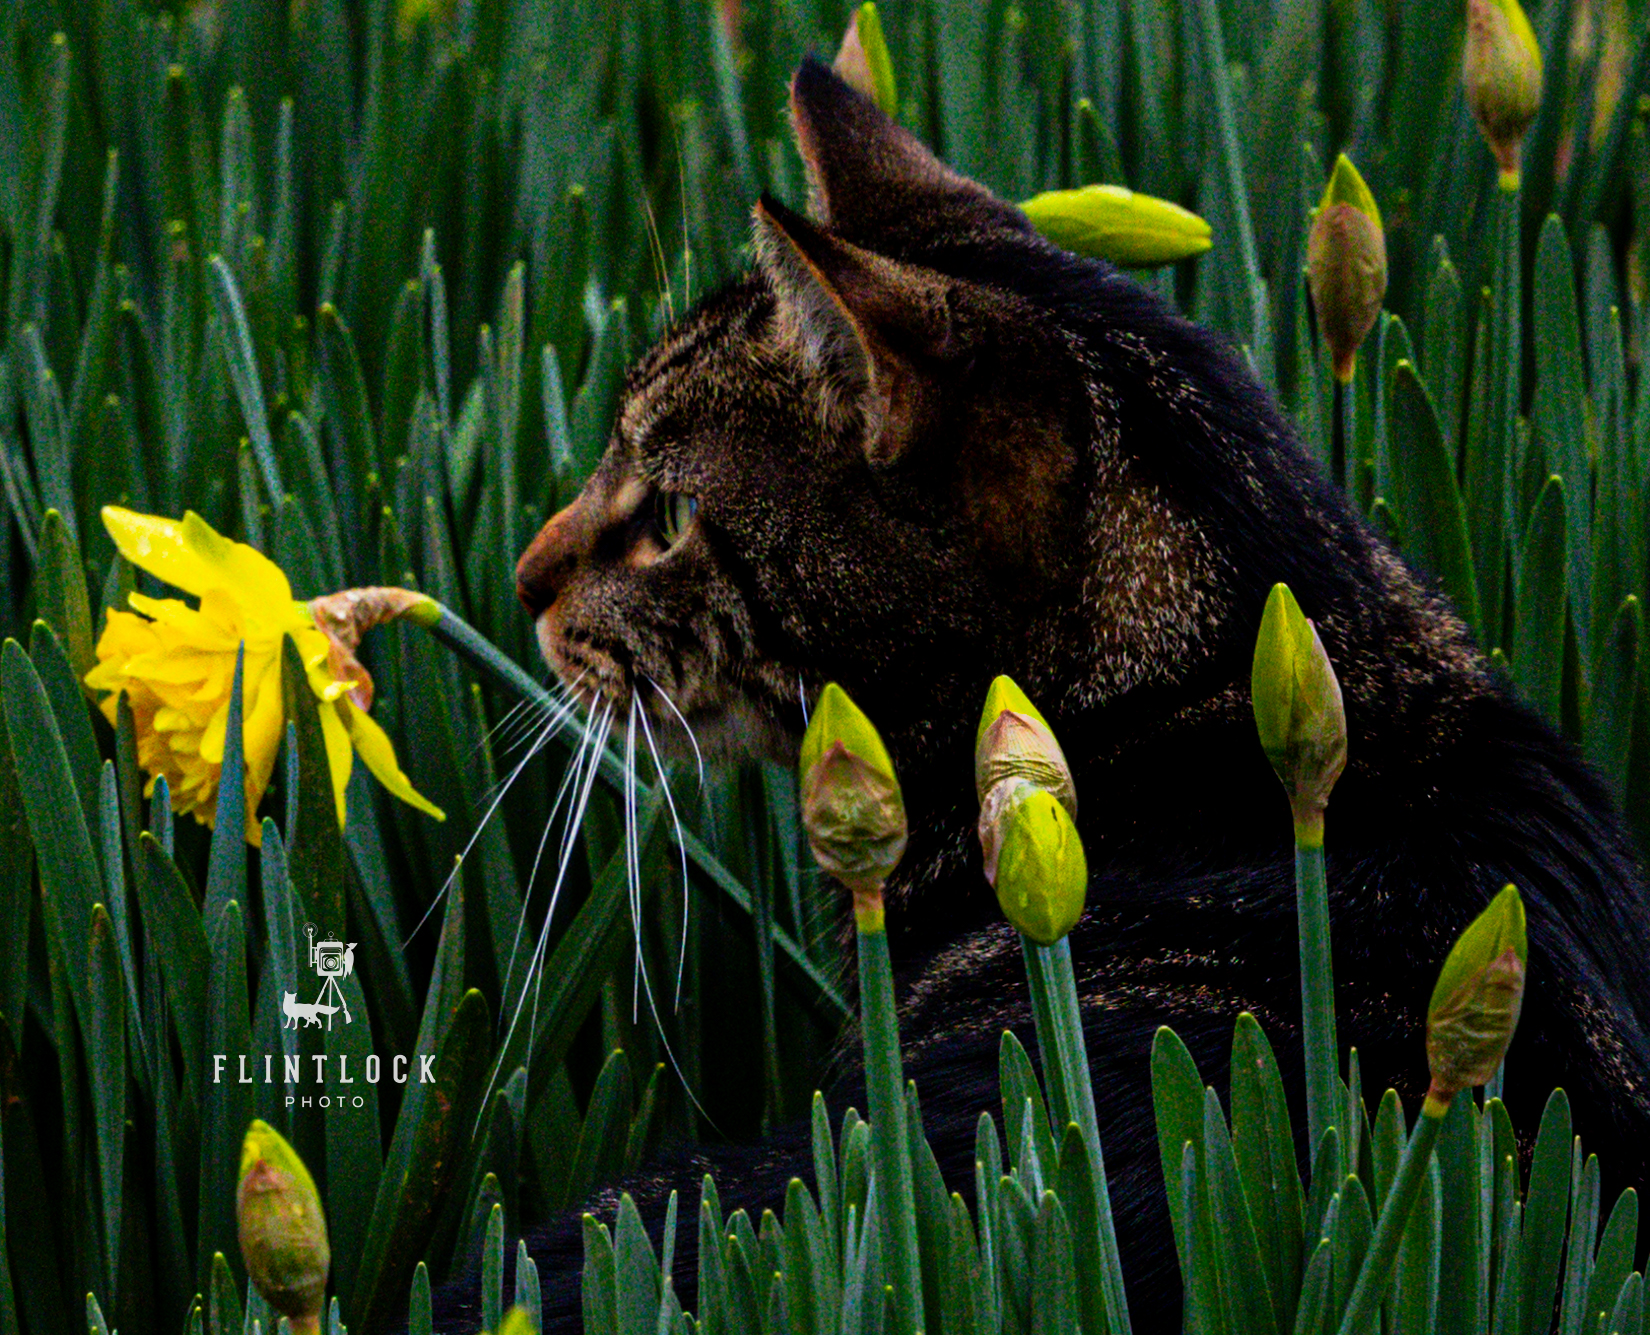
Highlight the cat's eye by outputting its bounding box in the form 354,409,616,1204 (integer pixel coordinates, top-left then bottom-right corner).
653,490,698,548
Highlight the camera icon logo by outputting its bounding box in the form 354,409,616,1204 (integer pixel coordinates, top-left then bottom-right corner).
283,923,358,1031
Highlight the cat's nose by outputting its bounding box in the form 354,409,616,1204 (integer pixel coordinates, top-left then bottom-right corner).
516,502,587,617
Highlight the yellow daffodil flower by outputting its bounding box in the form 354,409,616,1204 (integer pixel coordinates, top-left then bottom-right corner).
84,506,444,844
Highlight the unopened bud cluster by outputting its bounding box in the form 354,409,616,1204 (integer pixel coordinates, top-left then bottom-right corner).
975,677,1087,946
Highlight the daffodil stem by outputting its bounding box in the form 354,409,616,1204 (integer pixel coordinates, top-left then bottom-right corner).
856,912,923,1334
426,606,558,711
1296,836,1339,1154
1022,934,1134,1335
1334,1096,1448,1335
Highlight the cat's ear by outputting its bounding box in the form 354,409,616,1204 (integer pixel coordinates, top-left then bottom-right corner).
788,57,1028,250
754,193,954,463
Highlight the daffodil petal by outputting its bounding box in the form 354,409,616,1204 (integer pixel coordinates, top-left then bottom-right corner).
339,701,446,822
180,511,298,610
320,700,353,830
102,508,221,599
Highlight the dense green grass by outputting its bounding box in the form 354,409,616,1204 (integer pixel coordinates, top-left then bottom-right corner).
0,0,1646,1330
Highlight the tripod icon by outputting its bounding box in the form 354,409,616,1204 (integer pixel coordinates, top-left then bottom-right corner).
304,923,357,1029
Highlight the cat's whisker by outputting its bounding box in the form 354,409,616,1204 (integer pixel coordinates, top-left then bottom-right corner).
498,689,602,1005
646,676,704,786
471,675,587,815
625,697,643,1018
485,700,612,1117
488,672,585,762
798,673,811,728
638,699,693,1007
402,700,566,948
618,692,718,1130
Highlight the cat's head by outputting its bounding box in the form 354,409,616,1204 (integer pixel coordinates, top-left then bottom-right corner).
515,59,1367,797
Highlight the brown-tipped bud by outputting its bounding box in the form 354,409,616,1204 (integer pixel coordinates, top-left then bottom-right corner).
974,677,1088,944
799,684,907,924
974,676,1076,819
238,1120,329,1331
1425,885,1528,1113
1251,584,1347,844
1307,155,1387,383
1464,0,1543,188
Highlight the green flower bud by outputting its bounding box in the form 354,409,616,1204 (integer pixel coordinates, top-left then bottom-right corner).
799,683,907,922
975,677,1086,943
237,1120,329,1332
1425,884,1528,1113
983,782,1088,946
1464,0,1543,188
1019,185,1212,268
974,675,1076,819
1307,154,1387,384
1251,583,1347,844
833,3,898,118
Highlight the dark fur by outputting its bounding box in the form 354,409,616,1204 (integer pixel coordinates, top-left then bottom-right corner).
434,61,1650,1331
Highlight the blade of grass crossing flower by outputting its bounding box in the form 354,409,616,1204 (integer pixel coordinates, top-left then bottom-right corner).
1389,361,1482,637
280,634,346,935
202,644,247,924
1515,477,1568,726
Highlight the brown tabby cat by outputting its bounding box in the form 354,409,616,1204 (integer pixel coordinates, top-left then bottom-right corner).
486,58,1650,1330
